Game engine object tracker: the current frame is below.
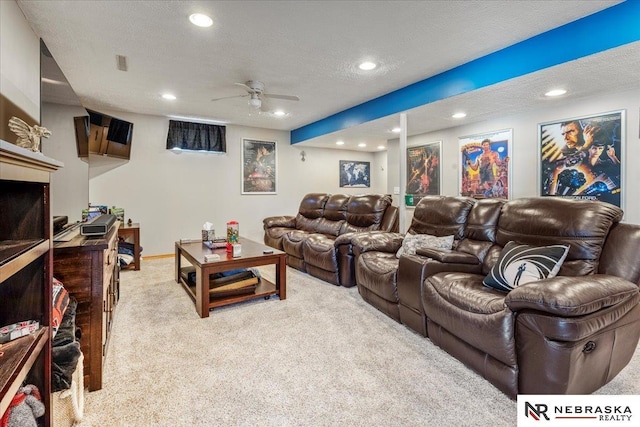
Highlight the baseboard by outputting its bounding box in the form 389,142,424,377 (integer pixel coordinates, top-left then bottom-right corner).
143,253,174,260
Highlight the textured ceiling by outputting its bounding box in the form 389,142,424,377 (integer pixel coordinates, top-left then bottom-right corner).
304,41,640,150
19,0,636,151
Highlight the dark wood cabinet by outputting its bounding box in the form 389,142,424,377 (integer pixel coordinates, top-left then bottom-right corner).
53,222,119,391
0,140,62,426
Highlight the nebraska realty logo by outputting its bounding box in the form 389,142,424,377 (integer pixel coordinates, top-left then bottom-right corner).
517,395,639,426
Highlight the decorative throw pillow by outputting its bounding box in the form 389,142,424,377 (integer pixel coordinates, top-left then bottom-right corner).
483,241,569,292
52,277,70,338
396,234,454,258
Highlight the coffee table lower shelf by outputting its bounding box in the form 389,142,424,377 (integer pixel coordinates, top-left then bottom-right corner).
175,239,286,317
178,277,278,309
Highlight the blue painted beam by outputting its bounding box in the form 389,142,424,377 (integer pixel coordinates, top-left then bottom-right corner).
291,0,640,144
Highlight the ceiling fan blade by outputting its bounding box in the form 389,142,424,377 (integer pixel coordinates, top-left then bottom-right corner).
263,93,299,101
211,94,248,102
234,82,253,91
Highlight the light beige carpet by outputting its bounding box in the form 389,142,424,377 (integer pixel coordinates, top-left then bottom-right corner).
77,258,640,427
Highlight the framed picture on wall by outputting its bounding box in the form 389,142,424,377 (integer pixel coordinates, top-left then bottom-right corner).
339,160,370,188
539,110,624,208
459,129,512,199
406,141,441,207
241,138,277,194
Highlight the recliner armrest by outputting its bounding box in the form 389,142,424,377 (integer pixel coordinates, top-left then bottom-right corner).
351,231,404,254
397,253,483,320
263,215,296,229
505,275,640,317
334,232,356,247
415,248,479,265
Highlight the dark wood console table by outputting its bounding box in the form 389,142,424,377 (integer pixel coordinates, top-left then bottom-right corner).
175,237,286,318
53,222,120,391
117,222,140,270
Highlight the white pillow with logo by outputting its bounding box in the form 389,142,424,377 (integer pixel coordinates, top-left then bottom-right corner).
483,241,569,292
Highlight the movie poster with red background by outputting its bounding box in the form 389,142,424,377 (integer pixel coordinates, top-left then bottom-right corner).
459,129,511,199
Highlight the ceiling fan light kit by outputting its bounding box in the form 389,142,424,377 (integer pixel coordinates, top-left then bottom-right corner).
248,93,261,109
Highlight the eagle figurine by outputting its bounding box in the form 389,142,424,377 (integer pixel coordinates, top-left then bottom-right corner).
8,116,51,152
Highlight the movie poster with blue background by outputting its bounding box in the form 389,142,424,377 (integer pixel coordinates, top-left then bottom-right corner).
539,111,623,208
459,129,511,199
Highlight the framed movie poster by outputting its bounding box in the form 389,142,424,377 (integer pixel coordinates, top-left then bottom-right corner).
339,160,370,188
241,138,277,194
539,110,624,208
459,129,512,199
406,141,441,206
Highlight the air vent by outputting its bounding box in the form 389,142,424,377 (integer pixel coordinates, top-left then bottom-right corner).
116,55,128,71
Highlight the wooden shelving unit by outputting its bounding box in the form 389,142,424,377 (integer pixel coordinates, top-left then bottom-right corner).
0,328,48,412
0,140,62,426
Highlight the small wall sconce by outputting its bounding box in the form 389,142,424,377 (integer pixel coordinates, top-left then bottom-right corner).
300,151,306,162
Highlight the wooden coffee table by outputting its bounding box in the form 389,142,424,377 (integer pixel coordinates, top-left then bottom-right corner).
175,237,286,318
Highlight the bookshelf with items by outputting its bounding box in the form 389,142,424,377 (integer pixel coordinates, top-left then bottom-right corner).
0,140,62,426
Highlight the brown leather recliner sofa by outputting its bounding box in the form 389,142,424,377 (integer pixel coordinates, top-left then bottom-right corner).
352,195,640,398
351,195,480,322
263,193,398,287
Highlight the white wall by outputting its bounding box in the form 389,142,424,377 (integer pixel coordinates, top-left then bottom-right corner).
41,103,89,222
86,111,384,256
0,0,40,121
87,88,640,256
372,150,388,199
388,88,640,228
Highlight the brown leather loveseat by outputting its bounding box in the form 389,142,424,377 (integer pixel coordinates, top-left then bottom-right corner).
352,195,640,398
263,193,398,287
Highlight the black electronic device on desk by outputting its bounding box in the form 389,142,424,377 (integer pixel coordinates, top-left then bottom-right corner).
53,216,68,234
81,214,117,236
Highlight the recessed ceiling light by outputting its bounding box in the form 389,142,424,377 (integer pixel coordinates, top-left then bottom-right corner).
377,145,386,150
273,110,286,117
452,112,466,119
358,143,367,148
358,61,377,71
545,89,567,97
336,141,345,146
189,13,213,27
391,127,401,133
162,93,177,100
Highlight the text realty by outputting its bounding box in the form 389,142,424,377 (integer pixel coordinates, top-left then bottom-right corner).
556,405,632,422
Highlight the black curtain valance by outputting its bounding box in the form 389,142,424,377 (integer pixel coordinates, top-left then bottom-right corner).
166,120,226,152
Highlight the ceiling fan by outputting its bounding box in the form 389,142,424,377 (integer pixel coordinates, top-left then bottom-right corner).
211,80,299,110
